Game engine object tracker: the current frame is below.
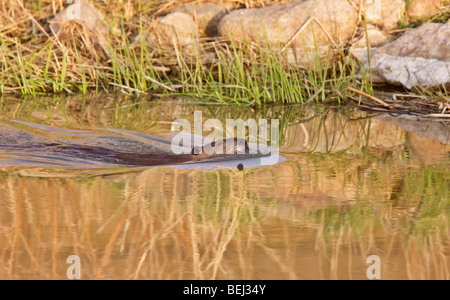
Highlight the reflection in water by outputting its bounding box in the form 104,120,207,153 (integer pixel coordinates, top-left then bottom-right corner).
0,94,448,279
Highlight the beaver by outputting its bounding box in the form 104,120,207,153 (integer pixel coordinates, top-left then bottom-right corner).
43,138,252,166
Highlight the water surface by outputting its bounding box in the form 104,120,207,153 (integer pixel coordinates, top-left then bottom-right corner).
0,94,448,279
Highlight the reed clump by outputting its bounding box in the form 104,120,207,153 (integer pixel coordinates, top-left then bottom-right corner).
1,0,448,110
0,0,375,104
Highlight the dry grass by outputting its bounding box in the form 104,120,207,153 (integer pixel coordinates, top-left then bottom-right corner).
0,0,292,95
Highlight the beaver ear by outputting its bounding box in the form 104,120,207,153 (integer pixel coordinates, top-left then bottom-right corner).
244,140,249,151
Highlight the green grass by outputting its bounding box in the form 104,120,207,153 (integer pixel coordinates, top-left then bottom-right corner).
1,0,448,106
0,4,375,105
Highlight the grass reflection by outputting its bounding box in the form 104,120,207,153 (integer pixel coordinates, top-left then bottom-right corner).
0,94,448,279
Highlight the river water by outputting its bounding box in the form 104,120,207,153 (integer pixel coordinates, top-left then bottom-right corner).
0,93,448,279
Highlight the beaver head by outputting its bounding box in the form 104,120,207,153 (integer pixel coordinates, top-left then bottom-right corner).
191,138,250,159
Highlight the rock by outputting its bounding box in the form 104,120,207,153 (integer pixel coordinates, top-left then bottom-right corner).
174,2,234,37
371,23,450,89
281,110,360,153
349,25,393,82
160,12,199,46
138,12,199,48
357,0,405,30
49,1,108,35
408,132,450,164
49,1,110,57
375,114,450,164
218,0,358,67
407,0,448,20
349,47,385,82
367,119,404,149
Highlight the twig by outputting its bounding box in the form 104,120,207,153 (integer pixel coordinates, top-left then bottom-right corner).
109,82,145,94
311,17,340,49
18,1,51,39
279,16,341,54
143,75,174,91
347,87,394,110
438,94,450,103
424,114,450,118
392,93,426,101
279,17,312,54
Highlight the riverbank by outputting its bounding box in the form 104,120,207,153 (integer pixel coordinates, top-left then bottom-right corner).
0,0,449,115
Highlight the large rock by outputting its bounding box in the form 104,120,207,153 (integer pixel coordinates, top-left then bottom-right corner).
174,2,234,37
371,23,450,89
407,0,448,20
218,0,358,66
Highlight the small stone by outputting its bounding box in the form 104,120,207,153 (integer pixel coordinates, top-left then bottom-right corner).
351,25,392,49
407,0,448,20
357,0,405,30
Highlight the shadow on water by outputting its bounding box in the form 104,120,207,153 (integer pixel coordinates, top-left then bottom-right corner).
0,93,448,279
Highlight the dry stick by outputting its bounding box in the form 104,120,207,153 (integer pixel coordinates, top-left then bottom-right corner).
0,16,31,32
17,1,51,40
392,93,426,101
346,0,361,12
311,17,340,49
347,87,394,110
424,114,450,118
279,17,312,54
110,82,145,94
347,0,364,42
279,16,340,58
438,94,450,103
143,75,174,92
49,26,66,69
